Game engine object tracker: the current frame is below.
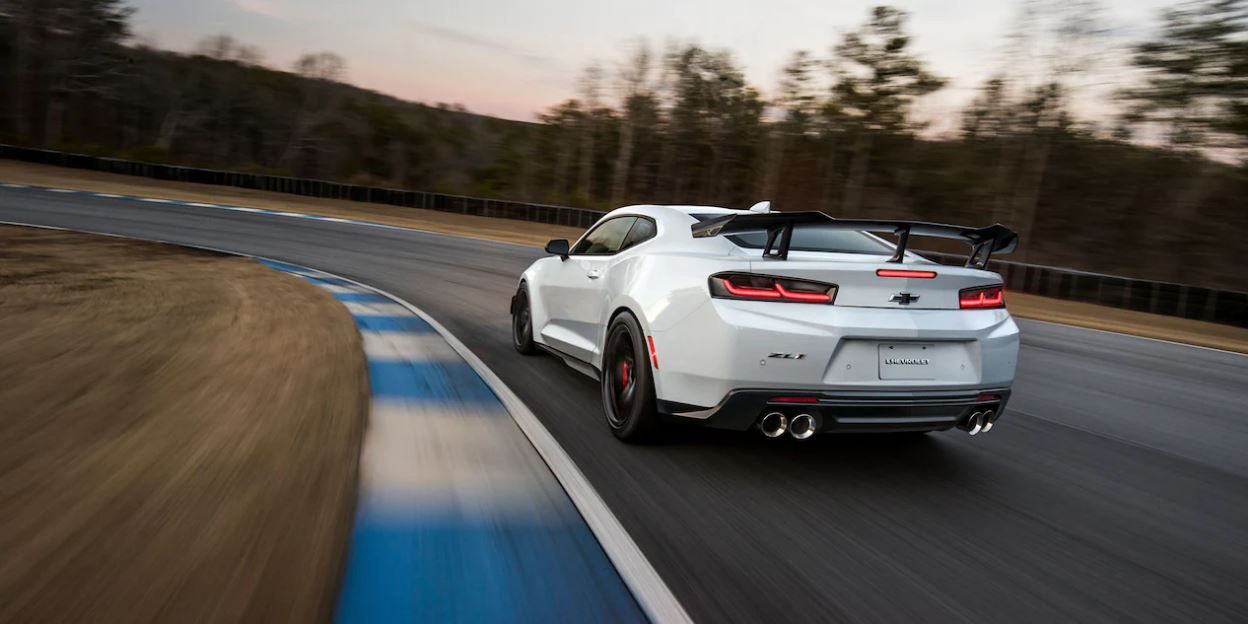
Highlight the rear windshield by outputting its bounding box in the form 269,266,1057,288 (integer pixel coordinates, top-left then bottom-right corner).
692,214,893,255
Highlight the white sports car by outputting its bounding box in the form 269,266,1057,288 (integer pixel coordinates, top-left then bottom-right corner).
510,202,1020,442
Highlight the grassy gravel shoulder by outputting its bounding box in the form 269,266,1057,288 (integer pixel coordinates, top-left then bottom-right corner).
1008,292,1248,354
0,225,369,622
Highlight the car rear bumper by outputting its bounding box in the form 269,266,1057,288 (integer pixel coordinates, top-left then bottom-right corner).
649,299,1019,409
658,387,1011,434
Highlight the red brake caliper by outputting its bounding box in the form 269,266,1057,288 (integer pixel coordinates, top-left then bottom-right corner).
620,361,630,388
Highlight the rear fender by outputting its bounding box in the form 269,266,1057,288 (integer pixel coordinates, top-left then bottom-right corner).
599,253,744,396
596,296,648,371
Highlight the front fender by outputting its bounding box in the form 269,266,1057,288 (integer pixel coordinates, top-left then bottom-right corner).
517,257,561,346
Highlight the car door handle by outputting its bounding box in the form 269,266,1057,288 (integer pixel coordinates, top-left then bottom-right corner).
586,270,602,280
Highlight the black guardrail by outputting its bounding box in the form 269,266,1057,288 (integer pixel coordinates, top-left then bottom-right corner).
2,144,1245,329
922,252,1246,329
0,145,603,230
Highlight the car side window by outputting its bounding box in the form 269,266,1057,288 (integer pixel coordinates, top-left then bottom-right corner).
619,218,657,251
571,217,637,255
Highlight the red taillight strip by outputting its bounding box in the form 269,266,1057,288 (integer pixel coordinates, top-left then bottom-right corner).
775,283,832,302
877,269,937,279
770,396,818,404
721,279,782,299
647,336,659,369
719,277,832,302
960,286,1005,309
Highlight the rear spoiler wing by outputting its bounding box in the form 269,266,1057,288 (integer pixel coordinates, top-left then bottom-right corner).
690,212,1019,269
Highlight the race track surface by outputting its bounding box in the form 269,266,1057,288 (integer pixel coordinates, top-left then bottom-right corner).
3,186,1246,623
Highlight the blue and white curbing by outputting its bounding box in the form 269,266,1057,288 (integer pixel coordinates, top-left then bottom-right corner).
0,184,692,622
259,260,656,623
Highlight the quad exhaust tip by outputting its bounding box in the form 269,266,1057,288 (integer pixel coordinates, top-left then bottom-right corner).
789,414,816,440
760,412,788,438
965,409,997,436
967,411,985,436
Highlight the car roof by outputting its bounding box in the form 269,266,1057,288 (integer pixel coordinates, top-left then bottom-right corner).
609,204,735,222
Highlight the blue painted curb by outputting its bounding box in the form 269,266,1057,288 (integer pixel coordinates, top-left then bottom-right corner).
257,259,646,624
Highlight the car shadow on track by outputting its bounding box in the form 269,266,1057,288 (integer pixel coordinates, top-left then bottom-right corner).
656,426,976,482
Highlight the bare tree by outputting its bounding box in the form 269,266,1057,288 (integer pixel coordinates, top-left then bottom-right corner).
961,76,1020,222
2,0,35,138
1121,0,1248,150
540,100,582,202
831,6,945,213
234,44,266,67
195,34,268,66
293,52,346,82
576,63,603,203
280,52,348,171
35,0,134,145
1002,0,1108,260
763,50,818,200
610,42,655,206
195,34,237,60
149,52,207,152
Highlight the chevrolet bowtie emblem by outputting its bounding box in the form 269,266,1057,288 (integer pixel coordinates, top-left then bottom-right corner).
890,292,920,305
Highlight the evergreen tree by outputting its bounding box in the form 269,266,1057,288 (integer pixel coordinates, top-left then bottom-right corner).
830,6,945,212
1122,0,1248,148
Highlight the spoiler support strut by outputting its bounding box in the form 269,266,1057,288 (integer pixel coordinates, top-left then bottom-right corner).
889,226,911,263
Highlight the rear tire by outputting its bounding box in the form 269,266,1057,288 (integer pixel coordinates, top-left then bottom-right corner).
511,286,537,354
601,312,662,442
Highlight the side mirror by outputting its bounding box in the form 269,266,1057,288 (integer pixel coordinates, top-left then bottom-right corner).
545,239,570,260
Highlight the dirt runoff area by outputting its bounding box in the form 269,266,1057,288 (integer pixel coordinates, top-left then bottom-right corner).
0,226,369,622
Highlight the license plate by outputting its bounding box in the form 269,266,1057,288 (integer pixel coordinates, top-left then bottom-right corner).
878,343,940,380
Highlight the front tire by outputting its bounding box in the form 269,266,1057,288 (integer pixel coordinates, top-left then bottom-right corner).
511,286,537,354
601,312,661,442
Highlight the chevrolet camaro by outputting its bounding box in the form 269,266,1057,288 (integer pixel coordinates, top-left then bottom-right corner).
510,202,1020,442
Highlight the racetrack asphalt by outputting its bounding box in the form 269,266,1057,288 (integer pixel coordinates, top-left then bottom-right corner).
3,185,1246,623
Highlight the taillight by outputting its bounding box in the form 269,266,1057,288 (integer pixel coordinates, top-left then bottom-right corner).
710,273,837,304
960,284,1005,309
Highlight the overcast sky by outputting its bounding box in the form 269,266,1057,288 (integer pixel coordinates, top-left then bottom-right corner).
127,0,1174,129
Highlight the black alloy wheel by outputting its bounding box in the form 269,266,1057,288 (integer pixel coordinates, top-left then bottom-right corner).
601,313,661,442
512,286,536,354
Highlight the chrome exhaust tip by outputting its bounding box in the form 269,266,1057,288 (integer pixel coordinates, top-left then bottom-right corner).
967,411,984,436
759,412,788,438
789,414,816,440
981,410,996,433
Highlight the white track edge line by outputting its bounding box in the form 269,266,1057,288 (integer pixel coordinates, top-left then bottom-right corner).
0,218,693,624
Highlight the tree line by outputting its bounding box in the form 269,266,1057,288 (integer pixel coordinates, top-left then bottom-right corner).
0,0,1245,291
